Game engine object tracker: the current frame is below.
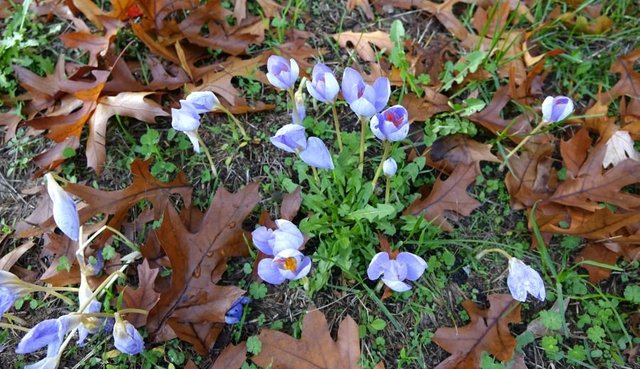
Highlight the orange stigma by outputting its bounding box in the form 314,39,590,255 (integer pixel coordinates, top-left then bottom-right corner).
283,257,297,271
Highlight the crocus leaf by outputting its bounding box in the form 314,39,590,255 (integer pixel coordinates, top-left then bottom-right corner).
347,204,397,222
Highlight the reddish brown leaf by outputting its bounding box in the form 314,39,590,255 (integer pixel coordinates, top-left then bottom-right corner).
0,110,21,143
332,31,393,63
212,342,247,369
607,49,640,105
433,294,521,369
145,183,260,354
0,240,35,271
469,87,533,141
346,0,374,20
251,309,360,369
559,127,591,179
404,164,480,232
576,243,619,283
59,17,122,66
402,90,451,122
504,143,556,210
540,208,640,241
280,187,303,221
122,259,160,327
430,134,499,174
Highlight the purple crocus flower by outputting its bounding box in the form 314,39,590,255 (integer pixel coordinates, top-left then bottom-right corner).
383,158,397,177
183,91,221,114
306,63,340,103
252,219,304,256
16,315,81,357
541,96,574,123
45,173,79,241
225,296,251,324
171,102,202,153
0,286,17,317
341,67,390,117
507,257,546,302
370,105,410,142
292,90,306,124
258,248,312,285
270,124,335,169
367,251,427,292
266,55,299,90
113,313,144,355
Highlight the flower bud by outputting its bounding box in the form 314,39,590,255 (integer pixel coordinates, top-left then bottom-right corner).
383,158,397,177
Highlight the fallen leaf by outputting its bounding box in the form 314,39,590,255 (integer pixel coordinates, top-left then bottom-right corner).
430,134,499,174
212,342,247,369
0,240,35,271
603,130,640,168
576,243,619,283
433,294,521,369
402,90,451,122
332,31,393,63
122,259,161,327
346,0,374,20
280,187,303,221
607,49,640,105
404,164,480,232
145,183,260,354
251,309,360,369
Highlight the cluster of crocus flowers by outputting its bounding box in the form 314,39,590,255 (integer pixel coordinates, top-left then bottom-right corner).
252,220,311,285
266,56,334,170
367,251,427,292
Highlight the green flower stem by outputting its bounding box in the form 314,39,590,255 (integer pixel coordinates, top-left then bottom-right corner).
196,134,219,181
501,120,547,165
331,103,343,152
288,88,301,125
475,247,512,261
371,141,391,191
25,284,75,306
358,116,369,173
80,308,149,319
81,225,138,253
219,105,249,140
311,166,320,183
385,176,391,203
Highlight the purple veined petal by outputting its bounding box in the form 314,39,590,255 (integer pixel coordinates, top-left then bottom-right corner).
267,55,288,74
45,174,80,241
306,80,327,103
267,72,290,90
252,226,275,255
289,255,312,280
270,124,307,153
113,314,144,355
299,137,335,169
272,219,304,254
369,114,386,141
383,158,397,177
367,252,390,280
381,278,412,292
288,59,300,85
312,63,333,80
16,319,61,354
183,130,201,153
322,71,340,102
258,258,287,285
550,96,574,122
185,91,220,113
396,252,427,281
350,97,377,118
171,106,201,132
0,286,16,316
372,77,391,112
23,356,61,369
341,67,364,104
383,120,410,142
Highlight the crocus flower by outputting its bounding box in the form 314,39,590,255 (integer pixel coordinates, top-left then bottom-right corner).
383,158,397,177
367,251,427,292
507,257,546,302
113,313,144,355
370,105,410,142
171,102,202,153
341,67,390,117
270,124,335,169
266,55,299,90
183,91,221,114
225,296,251,324
258,248,312,285
16,314,81,357
603,130,640,168
45,173,79,241
252,219,304,256
306,63,340,103
0,286,15,316
541,96,574,123
292,89,306,123
22,356,61,369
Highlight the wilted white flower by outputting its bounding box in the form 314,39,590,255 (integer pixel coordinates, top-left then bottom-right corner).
507,257,545,302
603,130,639,168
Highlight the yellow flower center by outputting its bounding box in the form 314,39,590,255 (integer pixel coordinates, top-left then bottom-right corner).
283,257,297,271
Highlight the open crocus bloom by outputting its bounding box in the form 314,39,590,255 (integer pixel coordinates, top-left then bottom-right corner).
266,55,299,90
171,102,202,153
113,313,144,355
507,257,546,302
541,96,574,123
270,124,335,169
252,219,304,256
306,63,340,103
183,91,221,114
370,105,410,142
45,173,80,241
341,67,390,117
367,251,427,292
258,248,312,285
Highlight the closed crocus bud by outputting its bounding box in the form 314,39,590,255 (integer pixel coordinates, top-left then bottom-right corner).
341,67,390,117
45,173,79,241
225,296,251,324
382,158,397,177
270,124,307,153
292,89,306,124
266,55,299,90
541,96,574,123
113,313,144,355
370,105,410,142
367,251,427,292
171,102,202,153
251,219,304,256
306,63,340,103
258,248,312,285
299,137,335,170
507,257,546,302
184,91,221,114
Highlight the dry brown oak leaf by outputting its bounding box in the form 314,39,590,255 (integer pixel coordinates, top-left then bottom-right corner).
251,309,360,369
145,183,260,355
433,294,521,369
